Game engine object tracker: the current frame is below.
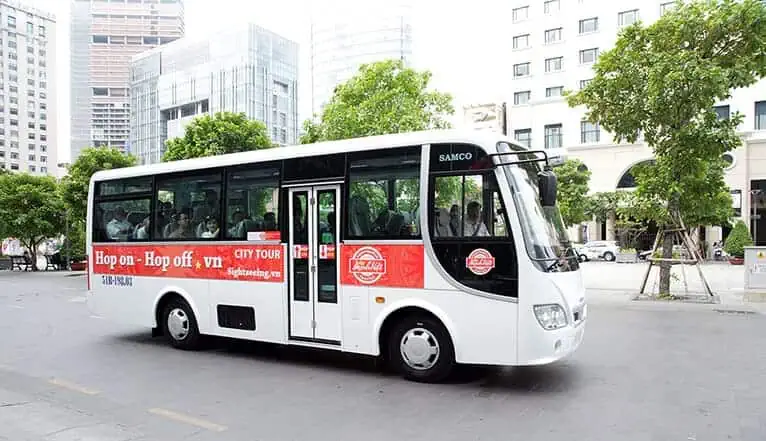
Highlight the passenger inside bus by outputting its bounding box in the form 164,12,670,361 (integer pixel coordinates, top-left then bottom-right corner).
463,201,489,237
167,211,194,239
106,206,132,241
200,216,219,239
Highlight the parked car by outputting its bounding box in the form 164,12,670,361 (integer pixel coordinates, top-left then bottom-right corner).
638,245,690,261
579,240,619,262
573,245,588,262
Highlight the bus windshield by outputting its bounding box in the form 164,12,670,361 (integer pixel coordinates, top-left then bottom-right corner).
497,142,572,264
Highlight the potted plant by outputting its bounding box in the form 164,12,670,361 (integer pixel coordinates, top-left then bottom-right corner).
616,247,638,263
723,220,752,265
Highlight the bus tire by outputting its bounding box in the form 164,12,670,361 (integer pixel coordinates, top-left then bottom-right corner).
388,315,455,383
161,297,202,350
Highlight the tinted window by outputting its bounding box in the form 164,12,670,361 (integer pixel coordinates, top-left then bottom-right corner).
94,199,151,242
155,172,223,240
346,147,421,239
225,165,280,239
97,177,152,196
284,153,345,182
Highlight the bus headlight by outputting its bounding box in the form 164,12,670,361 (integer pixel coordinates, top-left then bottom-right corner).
533,304,568,330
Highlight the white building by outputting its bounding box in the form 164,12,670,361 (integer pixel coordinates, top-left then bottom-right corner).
129,23,299,165
462,103,506,133
309,1,413,116
506,0,766,247
0,0,56,175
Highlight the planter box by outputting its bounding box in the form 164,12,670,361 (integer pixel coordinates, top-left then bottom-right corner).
70,261,87,271
729,257,745,265
616,252,638,263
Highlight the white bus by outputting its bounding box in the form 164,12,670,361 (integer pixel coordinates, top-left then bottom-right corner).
87,130,586,382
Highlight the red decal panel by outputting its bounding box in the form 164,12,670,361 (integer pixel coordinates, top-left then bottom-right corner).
92,244,285,282
340,244,424,288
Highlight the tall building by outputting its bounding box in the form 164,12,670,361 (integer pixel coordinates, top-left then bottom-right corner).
309,2,413,116
129,23,299,165
69,0,184,162
0,0,56,174
506,0,766,246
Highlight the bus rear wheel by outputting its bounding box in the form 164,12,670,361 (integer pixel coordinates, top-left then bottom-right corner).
162,297,202,350
388,315,455,383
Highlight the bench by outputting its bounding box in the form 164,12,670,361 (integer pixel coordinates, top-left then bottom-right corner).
10,255,32,271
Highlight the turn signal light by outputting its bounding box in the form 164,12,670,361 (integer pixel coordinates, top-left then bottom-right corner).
375,296,385,304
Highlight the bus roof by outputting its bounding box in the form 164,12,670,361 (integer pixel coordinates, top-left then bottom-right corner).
91,129,518,182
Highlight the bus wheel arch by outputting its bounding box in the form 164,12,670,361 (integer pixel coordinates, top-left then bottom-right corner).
377,305,456,383
153,290,203,350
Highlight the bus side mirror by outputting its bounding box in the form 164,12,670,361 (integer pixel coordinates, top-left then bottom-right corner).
538,170,557,207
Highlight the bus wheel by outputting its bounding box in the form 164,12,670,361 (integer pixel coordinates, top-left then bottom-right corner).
162,298,201,350
388,315,455,383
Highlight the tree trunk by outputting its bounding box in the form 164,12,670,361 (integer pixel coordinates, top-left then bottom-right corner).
658,229,674,295
28,239,38,271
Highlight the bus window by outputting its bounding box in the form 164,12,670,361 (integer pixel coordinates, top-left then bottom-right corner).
92,177,152,242
346,147,421,239
154,172,222,240
428,143,518,298
225,166,280,240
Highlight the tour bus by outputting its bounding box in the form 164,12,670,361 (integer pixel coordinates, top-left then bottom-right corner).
86,130,586,382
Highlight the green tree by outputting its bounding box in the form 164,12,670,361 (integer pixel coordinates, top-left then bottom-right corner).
566,0,766,294
61,147,137,222
0,173,65,270
553,159,592,227
163,111,274,161
301,59,454,143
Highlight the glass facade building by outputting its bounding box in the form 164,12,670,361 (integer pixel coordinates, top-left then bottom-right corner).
129,23,299,164
310,2,413,116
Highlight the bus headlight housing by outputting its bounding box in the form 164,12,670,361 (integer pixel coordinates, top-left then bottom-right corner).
533,304,568,330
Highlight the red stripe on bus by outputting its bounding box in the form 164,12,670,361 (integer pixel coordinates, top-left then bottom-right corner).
92,244,285,283
339,244,424,288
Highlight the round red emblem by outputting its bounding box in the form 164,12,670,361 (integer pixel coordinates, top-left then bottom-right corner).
466,248,495,276
349,246,387,285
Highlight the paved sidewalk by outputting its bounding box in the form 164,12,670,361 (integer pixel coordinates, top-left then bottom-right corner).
582,261,766,312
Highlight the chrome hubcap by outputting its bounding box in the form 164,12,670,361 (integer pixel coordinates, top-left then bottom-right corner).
167,308,189,341
400,327,440,371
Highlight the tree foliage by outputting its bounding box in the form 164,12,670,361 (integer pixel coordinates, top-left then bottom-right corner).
553,159,592,227
61,147,137,222
300,59,454,143
723,219,752,258
566,0,766,293
0,173,65,270
163,111,274,161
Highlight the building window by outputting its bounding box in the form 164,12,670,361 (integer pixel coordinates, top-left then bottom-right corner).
579,17,598,34
93,88,108,96
512,6,529,22
29,165,36,172
26,22,33,35
544,124,563,149
92,35,108,44
544,0,560,14
513,62,530,77
660,2,675,14
755,101,766,130
513,34,530,49
515,129,532,147
28,154,35,161
618,9,639,27
581,121,600,143
546,86,564,97
545,57,563,73
7,15,15,28
580,78,593,89
714,105,730,120
544,28,562,44
38,25,45,37
514,91,531,105
580,48,599,64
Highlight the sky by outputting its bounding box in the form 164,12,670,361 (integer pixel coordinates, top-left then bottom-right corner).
24,0,511,163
